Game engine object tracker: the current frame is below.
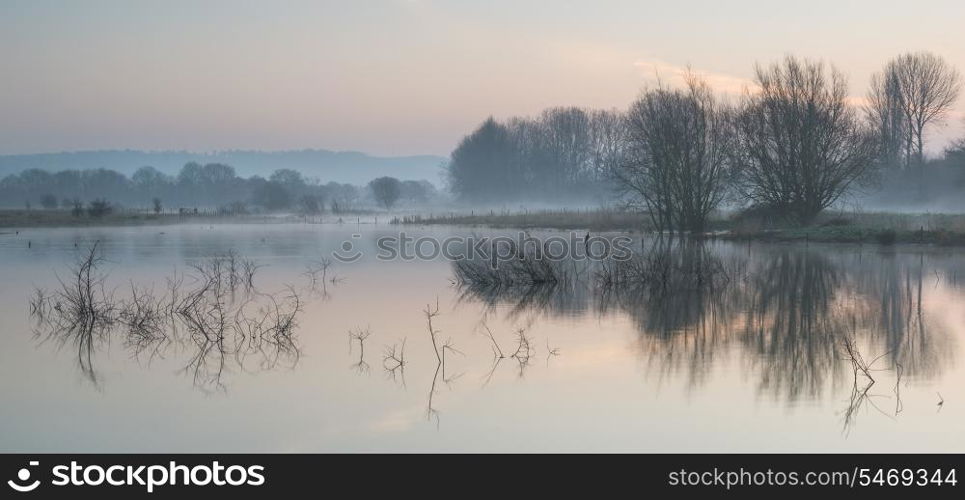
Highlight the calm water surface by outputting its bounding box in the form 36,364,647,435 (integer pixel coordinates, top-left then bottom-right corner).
0,222,962,452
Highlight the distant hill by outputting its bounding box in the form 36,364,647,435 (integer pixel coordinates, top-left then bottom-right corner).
0,149,448,186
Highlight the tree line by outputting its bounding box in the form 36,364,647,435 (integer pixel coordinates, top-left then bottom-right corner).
0,162,439,213
448,52,964,229
447,108,625,202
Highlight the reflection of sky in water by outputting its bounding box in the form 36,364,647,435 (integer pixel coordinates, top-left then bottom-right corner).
0,223,963,452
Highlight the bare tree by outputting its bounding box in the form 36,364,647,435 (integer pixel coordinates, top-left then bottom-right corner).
447,110,619,202
735,56,876,224
871,52,961,169
614,73,735,232
866,70,907,168
540,107,593,195
587,109,627,184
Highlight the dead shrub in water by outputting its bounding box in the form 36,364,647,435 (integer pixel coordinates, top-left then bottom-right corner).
453,239,569,288
31,243,117,384
30,245,304,392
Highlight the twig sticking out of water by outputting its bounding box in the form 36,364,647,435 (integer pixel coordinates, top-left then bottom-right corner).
119,282,168,361
510,328,534,377
426,362,441,427
34,242,116,385
424,299,442,364
188,249,261,297
839,335,893,435
28,288,52,320
440,337,464,386
478,320,504,359
164,270,185,318
349,327,371,374
303,258,333,290
349,327,371,351
511,328,534,361
840,336,888,383
382,338,407,386
842,378,876,436
545,338,560,367
481,356,503,387
61,242,115,328
240,258,262,291
32,246,303,392
894,362,903,416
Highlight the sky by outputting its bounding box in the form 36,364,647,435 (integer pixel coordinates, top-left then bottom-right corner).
1,0,964,157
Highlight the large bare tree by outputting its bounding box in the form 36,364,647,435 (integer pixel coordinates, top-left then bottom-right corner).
540,107,593,195
735,57,876,224
614,74,734,232
866,70,907,167
869,52,961,169
587,109,627,184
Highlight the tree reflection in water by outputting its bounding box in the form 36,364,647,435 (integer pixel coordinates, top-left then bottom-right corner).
453,237,951,410
27,238,956,433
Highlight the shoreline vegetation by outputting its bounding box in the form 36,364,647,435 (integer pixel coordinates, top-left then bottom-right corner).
0,208,377,229
4,56,964,251
0,209,275,229
395,209,965,246
6,207,965,247
4,55,964,250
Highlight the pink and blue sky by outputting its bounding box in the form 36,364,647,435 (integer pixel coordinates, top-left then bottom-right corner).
1,0,963,156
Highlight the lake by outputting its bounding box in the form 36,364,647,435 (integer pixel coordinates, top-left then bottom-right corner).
0,222,962,452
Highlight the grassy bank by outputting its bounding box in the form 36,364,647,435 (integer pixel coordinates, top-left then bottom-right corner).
396,209,965,246
392,209,657,232
7,207,965,246
0,209,324,228
0,208,394,229
721,211,965,245
0,209,194,228
720,225,965,245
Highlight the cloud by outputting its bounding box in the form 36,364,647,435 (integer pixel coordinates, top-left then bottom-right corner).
368,405,424,433
630,58,892,114
632,58,756,96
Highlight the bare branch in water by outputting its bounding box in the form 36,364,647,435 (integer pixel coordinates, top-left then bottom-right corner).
894,362,903,416
31,246,304,393
303,258,336,297
349,327,371,375
440,336,465,387
32,242,116,386
839,335,894,435
478,319,504,359
426,362,441,428
382,338,407,387
510,328,534,377
840,335,881,383
481,356,503,387
424,299,442,364
240,258,263,292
